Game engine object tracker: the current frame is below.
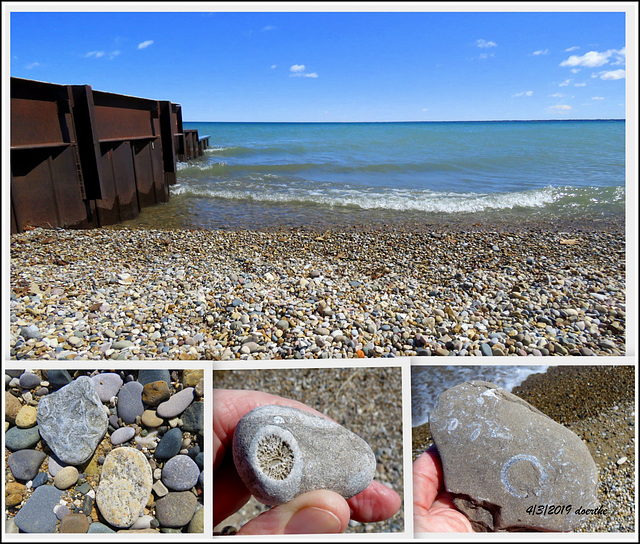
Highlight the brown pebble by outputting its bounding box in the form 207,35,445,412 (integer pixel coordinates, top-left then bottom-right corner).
60,513,90,533
142,381,170,406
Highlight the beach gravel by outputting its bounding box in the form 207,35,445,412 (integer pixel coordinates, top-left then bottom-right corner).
9,221,625,360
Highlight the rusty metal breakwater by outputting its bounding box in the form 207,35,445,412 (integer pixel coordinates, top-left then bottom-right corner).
10,77,210,234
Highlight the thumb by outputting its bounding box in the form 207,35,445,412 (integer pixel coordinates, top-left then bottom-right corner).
237,490,351,535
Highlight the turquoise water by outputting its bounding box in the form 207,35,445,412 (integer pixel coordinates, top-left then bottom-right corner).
146,120,626,229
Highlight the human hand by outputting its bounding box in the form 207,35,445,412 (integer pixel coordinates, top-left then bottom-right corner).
413,445,474,533
214,388,402,534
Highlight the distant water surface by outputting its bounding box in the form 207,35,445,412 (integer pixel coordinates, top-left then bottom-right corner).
121,120,625,229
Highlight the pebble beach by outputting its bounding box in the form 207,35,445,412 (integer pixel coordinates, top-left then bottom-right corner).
9,219,625,360
411,364,635,532
213,366,404,534
4,368,205,534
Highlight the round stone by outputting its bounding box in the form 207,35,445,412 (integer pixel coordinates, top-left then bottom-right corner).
154,428,183,460
161,455,200,491
156,387,194,419
19,372,42,389
117,381,145,424
54,466,79,489
142,380,171,407
92,373,123,403
7,449,46,481
154,491,198,528
15,405,38,428
5,425,41,451
141,410,163,427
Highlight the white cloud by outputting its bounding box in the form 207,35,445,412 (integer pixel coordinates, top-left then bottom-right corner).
270,64,277,69
574,82,586,87
592,96,604,100
476,39,497,48
289,64,318,78
422,108,429,112
25,62,41,69
532,49,548,56
138,40,154,50
548,104,572,112
85,51,105,58
570,68,580,74
261,25,276,31
549,93,564,98
479,53,494,60
599,69,625,80
560,49,619,68
565,46,580,52
107,50,120,60
514,91,533,97
559,78,572,87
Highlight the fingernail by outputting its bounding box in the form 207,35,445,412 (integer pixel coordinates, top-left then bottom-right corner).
284,507,343,534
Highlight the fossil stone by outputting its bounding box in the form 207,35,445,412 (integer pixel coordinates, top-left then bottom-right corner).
233,405,376,505
37,376,108,465
429,380,598,532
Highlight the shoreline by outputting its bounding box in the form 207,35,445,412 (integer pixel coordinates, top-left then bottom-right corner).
411,365,635,532
10,220,625,360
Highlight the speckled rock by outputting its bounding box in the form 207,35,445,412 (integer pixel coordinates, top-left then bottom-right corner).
187,506,204,533
37,376,108,465
156,387,194,419
233,405,376,505
5,392,22,424
13,484,64,533
95,447,153,528
154,491,198,528
15,405,37,428
429,380,599,532
161,455,200,491
181,401,203,434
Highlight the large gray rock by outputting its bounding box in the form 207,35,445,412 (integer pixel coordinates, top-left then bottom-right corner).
233,405,376,505
37,376,108,465
429,381,598,532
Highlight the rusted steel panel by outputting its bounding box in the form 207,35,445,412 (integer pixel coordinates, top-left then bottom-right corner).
131,141,157,209
98,141,139,223
159,101,177,185
92,90,159,141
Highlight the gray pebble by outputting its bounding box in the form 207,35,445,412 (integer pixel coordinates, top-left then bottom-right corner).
5,425,41,451
161,455,200,491
8,449,47,481
111,426,136,445
19,371,41,389
155,428,182,460
117,381,144,424
92,372,123,402
14,484,64,533
155,491,198,528
233,405,376,505
156,387,194,419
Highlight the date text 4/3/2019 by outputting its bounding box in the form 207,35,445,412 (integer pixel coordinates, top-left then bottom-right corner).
526,505,607,516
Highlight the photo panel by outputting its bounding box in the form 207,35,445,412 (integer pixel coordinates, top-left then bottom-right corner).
410,360,636,535
214,363,407,536
4,365,207,537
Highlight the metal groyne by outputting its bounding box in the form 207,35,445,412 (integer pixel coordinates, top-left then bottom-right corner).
10,77,209,234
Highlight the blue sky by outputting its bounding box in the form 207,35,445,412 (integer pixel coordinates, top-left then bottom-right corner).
6,4,632,122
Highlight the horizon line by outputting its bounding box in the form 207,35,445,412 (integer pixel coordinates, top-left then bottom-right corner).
183,118,625,124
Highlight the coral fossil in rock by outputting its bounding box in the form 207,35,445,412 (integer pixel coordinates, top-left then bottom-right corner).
256,434,295,480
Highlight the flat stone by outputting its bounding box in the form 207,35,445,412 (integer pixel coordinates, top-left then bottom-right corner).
88,522,116,533
137,369,171,386
7,449,46,480
32,471,50,488
96,447,153,528
54,503,71,520
5,424,41,450
37,376,108,465
154,491,198,528
155,427,182,459
161,454,200,491
54,465,79,489
45,369,72,389
141,409,163,427
15,405,38,428
111,426,136,445
19,371,41,389
142,380,171,407
152,479,169,497
60,513,90,533
92,373,123,403
233,405,376,505
156,387,194,419
181,401,203,434
429,380,599,532
14,484,64,533
117,381,145,424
